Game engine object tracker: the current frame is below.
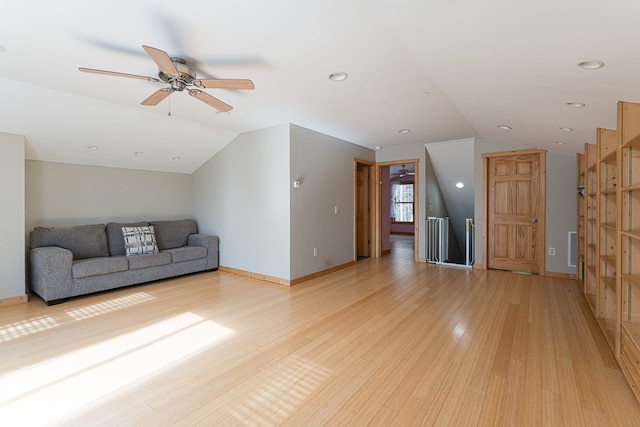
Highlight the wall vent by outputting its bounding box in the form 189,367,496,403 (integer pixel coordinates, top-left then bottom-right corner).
568,231,577,267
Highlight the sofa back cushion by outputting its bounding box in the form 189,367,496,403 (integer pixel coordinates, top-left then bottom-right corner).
30,224,109,260
149,219,198,250
106,221,149,256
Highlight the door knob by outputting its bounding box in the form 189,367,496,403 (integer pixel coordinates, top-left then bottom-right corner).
531,218,538,223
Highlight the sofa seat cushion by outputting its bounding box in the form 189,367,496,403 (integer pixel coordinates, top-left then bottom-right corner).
72,257,128,279
127,252,172,270
30,224,109,260
164,246,207,263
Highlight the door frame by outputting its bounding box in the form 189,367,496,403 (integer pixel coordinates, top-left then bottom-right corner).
357,158,419,261
354,159,376,259
481,149,546,275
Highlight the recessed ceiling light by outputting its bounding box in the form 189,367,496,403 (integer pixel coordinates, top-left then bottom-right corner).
566,102,586,108
497,125,512,130
87,145,99,150
455,182,465,189
0,45,6,53
558,127,574,132
577,59,604,69
328,72,348,81
398,129,411,134
555,141,567,146
172,156,181,161
375,146,382,150
134,151,144,156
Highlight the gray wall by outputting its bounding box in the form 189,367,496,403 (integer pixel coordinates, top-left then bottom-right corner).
25,161,193,232
473,138,576,274
290,125,374,278
545,152,577,275
376,144,427,260
0,132,25,300
192,124,291,279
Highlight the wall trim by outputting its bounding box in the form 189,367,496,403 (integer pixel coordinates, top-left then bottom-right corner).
0,294,28,308
219,261,356,287
544,271,576,280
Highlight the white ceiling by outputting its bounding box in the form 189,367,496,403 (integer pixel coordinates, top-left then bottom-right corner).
1,0,638,174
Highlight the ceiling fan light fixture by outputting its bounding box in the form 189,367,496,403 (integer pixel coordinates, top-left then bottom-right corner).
398,129,411,134
577,59,604,69
329,72,348,81
558,127,574,131
566,102,586,108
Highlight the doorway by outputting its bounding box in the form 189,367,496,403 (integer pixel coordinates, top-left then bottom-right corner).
482,149,546,274
355,161,374,260
379,160,419,260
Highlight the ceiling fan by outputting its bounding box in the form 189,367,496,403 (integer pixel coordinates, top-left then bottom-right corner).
79,45,254,112
397,164,415,178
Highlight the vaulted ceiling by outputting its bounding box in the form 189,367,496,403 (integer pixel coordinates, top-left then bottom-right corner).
1,1,637,173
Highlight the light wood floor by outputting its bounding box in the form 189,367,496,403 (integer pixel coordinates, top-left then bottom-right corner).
2,235,640,426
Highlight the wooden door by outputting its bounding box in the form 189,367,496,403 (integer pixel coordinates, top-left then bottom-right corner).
356,164,371,258
484,150,545,274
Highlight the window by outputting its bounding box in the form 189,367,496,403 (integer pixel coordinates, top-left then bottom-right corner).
391,181,414,223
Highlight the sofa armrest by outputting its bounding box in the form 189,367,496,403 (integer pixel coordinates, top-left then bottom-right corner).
29,246,74,304
187,234,219,270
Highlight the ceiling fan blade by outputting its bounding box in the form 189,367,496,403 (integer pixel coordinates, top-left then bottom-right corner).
79,67,160,82
194,79,255,90
141,88,173,106
142,45,178,75
188,89,233,112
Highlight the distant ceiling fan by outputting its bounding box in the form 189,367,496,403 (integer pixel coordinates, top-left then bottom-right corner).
79,45,254,112
397,164,415,178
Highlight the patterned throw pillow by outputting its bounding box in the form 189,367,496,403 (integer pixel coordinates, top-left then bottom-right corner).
122,226,158,256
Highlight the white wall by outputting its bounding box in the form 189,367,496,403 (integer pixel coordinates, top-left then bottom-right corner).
25,161,193,232
290,125,374,279
192,124,291,279
376,144,427,259
0,132,26,300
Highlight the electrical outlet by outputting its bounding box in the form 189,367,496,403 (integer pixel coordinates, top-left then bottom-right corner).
548,247,556,256
314,248,319,257
334,206,339,214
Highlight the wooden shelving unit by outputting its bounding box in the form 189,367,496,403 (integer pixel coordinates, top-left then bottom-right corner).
618,101,640,401
585,143,598,311
576,152,586,287
577,101,640,403
596,128,618,353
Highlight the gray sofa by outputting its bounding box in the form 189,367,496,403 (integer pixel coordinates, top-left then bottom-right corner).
28,219,218,305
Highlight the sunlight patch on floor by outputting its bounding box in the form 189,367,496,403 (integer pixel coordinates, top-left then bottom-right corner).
0,316,59,343
231,355,331,425
0,312,234,425
64,292,156,320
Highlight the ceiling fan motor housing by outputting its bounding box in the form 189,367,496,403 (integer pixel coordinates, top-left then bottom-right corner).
158,57,196,91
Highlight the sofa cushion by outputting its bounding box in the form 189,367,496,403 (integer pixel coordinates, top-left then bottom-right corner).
164,246,207,263
72,257,128,279
30,224,109,260
122,226,159,256
106,221,149,256
150,219,197,250
127,252,172,270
